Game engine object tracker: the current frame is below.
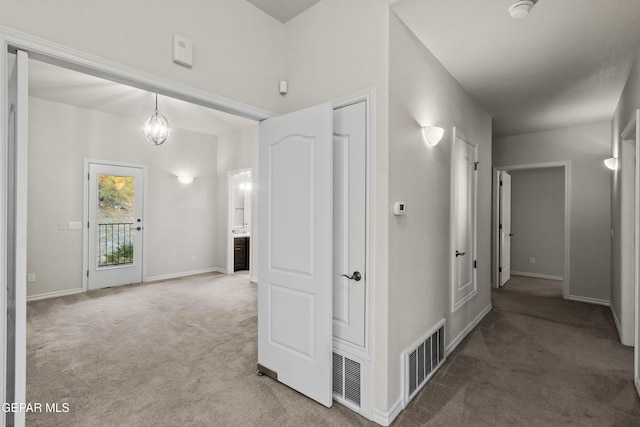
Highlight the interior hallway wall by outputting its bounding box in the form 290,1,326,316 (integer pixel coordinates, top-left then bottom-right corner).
215,126,259,281
611,44,640,345
509,168,565,278
389,12,492,408
27,97,218,298
283,0,393,414
493,122,612,303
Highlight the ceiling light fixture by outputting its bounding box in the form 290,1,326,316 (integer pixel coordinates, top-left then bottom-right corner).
508,0,536,19
422,126,445,147
177,175,194,184
144,93,170,146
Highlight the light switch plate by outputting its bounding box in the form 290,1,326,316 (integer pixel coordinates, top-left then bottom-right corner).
393,201,407,215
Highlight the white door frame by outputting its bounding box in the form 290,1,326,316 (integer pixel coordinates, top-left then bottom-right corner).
227,168,252,275
0,25,274,427
331,89,375,360
620,110,640,397
83,159,148,291
492,162,571,299
450,127,478,313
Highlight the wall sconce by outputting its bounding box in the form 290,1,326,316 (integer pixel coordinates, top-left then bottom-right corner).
422,126,444,147
604,157,619,171
177,175,194,184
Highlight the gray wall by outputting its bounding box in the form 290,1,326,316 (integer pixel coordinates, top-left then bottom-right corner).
611,45,640,345
509,168,565,278
27,97,220,298
494,122,612,303
389,13,492,403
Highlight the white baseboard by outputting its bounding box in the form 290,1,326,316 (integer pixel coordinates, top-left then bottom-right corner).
145,267,224,283
372,397,403,427
568,295,610,307
447,303,493,356
27,288,83,302
250,276,258,284
635,377,640,399
511,271,563,281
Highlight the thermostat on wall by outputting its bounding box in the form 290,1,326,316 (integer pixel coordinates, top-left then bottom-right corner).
393,201,407,215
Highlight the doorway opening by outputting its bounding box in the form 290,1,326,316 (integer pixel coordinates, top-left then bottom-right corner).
2,29,272,426
84,160,146,291
227,169,253,276
493,162,570,299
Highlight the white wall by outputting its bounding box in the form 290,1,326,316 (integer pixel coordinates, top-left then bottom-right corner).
0,0,284,113
27,97,219,297
283,0,393,414
493,122,612,303
215,126,259,280
611,45,640,345
509,168,565,278
388,11,492,407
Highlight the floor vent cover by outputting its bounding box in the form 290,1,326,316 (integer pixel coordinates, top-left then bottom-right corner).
332,352,361,407
406,323,445,402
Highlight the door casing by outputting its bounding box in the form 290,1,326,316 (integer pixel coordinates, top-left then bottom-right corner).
83,159,147,291
492,162,571,299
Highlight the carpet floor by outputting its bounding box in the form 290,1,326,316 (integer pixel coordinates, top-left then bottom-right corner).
26,273,639,426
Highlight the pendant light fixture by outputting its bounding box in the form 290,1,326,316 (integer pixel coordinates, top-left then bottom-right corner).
144,93,170,145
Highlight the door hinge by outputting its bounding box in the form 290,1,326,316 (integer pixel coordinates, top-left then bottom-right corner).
86,270,89,278
474,162,479,171
500,180,503,186
87,221,90,229
499,223,502,230
474,260,477,269
499,267,502,273
88,173,90,180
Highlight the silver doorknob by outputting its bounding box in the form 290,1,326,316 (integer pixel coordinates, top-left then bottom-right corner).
455,251,466,257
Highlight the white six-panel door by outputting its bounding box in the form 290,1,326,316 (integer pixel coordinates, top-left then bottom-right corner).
257,103,334,407
500,171,512,286
333,101,366,347
452,128,478,312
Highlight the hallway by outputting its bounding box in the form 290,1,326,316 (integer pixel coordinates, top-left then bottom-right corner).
396,276,640,426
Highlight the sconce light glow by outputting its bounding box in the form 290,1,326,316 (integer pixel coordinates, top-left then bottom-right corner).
422,126,444,147
604,157,619,171
177,175,194,184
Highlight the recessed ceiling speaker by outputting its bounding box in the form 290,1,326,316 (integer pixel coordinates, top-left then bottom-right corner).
508,0,536,19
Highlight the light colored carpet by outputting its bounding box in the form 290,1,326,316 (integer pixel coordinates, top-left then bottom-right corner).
27,274,640,426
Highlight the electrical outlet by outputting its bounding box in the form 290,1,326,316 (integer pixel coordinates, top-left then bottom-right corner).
529,257,535,264
27,273,36,283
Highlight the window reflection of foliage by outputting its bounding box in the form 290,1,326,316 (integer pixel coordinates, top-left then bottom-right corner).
98,175,134,223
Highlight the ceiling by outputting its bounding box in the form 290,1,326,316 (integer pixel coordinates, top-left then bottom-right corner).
245,0,321,23
28,1,640,139
393,0,640,137
28,60,255,137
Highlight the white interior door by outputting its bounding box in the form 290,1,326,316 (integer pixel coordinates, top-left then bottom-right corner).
5,48,28,427
500,171,512,286
452,128,478,312
333,101,366,347
87,162,144,290
257,103,333,407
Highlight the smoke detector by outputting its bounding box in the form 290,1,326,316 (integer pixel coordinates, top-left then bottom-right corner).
508,0,536,19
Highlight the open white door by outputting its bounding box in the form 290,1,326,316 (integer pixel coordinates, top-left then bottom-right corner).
499,171,512,286
257,103,333,407
5,49,28,427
